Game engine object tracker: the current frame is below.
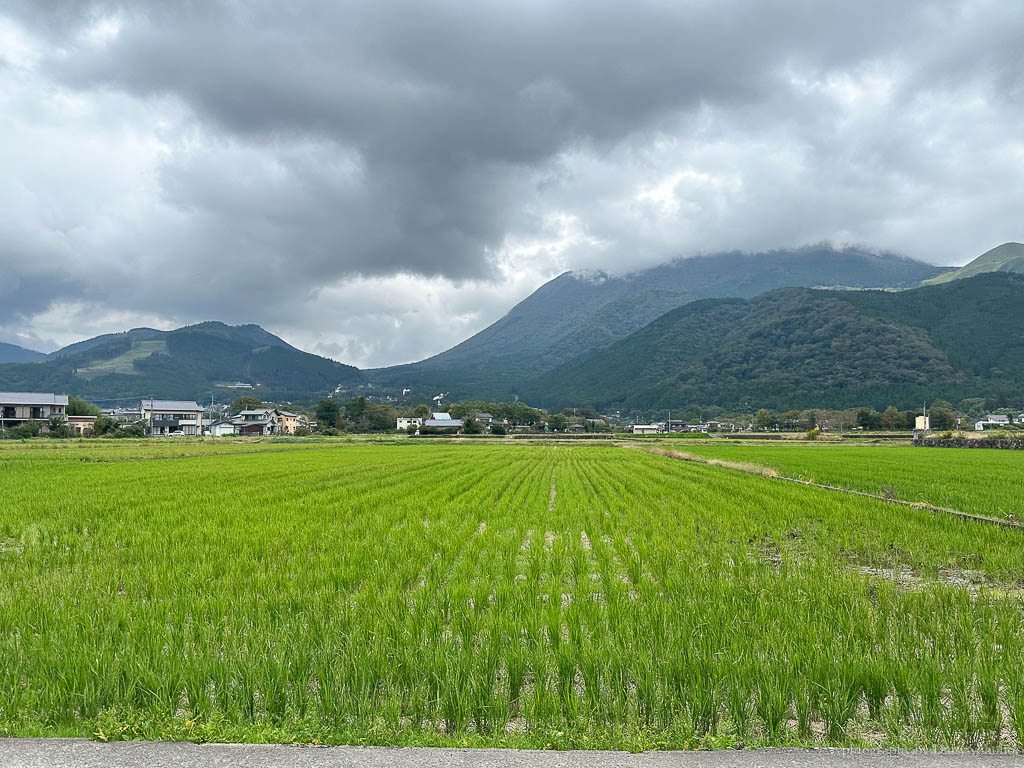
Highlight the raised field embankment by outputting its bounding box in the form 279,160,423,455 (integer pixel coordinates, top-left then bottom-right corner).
915,438,1024,450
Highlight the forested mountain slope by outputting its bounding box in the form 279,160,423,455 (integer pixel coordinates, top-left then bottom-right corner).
0,322,363,403
524,273,1024,412
370,245,948,399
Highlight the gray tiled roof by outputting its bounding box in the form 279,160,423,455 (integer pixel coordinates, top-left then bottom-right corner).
0,392,69,406
141,399,202,411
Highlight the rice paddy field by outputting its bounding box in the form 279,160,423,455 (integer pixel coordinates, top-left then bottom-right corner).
2,439,1024,750
673,441,1024,520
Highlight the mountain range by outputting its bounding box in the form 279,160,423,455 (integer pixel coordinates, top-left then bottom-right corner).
0,322,361,404
2,242,1022,411
0,342,45,364
523,272,1024,412
368,244,949,399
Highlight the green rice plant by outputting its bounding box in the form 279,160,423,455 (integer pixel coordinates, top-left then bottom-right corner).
754,669,790,742
676,441,1024,520
2,440,1024,749
816,671,862,743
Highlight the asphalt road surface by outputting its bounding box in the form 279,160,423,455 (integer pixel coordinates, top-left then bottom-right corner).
2,741,1023,768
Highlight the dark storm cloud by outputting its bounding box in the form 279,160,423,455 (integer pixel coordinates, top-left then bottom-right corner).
6,0,967,280
1,0,1023,363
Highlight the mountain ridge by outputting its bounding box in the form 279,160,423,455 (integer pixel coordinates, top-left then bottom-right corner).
0,322,362,403
368,245,950,399
0,342,45,364
922,242,1024,285
523,272,1024,413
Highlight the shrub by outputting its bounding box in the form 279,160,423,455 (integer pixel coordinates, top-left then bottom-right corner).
4,420,41,439
46,417,72,439
116,422,147,438
939,430,953,440
805,428,821,441
419,426,459,435
490,425,506,436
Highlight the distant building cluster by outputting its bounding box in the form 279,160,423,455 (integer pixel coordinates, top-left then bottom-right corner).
974,414,1023,431
630,420,734,434
0,392,308,437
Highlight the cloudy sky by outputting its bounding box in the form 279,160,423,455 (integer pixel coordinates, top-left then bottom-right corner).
1,1,1022,366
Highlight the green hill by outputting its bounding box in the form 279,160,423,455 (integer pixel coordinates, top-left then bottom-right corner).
369,245,948,400
524,272,1024,412
0,342,45,364
922,242,1024,285
0,322,363,404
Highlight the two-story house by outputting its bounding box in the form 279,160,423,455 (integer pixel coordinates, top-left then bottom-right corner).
0,392,69,430
233,408,279,436
140,399,204,436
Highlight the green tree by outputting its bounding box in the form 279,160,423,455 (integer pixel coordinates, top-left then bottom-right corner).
46,416,71,438
880,405,901,430
363,404,397,432
67,395,101,417
958,398,988,420
856,409,882,430
463,417,483,434
91,416,120,436
412,404,431,419
344,397,368,424
929,400,955,430
754,409,774,431
230,396,263,414
314,399,341,429
548,413,567,431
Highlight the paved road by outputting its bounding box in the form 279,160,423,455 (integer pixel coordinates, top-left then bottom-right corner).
1,740,1023,768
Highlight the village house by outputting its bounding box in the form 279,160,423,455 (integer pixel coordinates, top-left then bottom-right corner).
975,414,1011,431
67,414,98,436
140,399,204,436
424,412,463,429
397,417,423,430
630,424,660,435
233,408,279,436
277,410,300,434
102,407,143,423
0,392,68,431
208,420,238,436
